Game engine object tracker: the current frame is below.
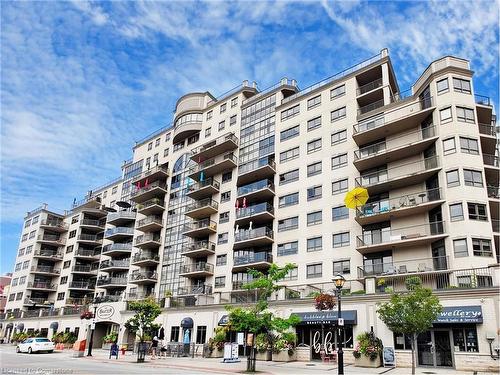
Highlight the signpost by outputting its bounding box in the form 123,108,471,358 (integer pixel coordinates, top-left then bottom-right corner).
383,347,396,367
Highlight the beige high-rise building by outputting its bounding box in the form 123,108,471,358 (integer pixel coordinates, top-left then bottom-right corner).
1,49,499,371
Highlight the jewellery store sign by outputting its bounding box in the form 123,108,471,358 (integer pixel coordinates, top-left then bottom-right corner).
434,306,483,324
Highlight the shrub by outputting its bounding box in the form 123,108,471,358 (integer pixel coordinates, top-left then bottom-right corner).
352,332,383,361
405,276,422,291
208,327,227,352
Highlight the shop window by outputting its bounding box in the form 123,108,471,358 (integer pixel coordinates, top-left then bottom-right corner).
453,327,478,352
170,326,180,342
393,332,412,350
196,326,207,344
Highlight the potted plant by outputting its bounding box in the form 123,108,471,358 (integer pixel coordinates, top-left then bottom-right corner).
62,332,78,349
80,310,94,320
207,327,226,358
352,332,383,367
272,332,297,362
314,293,336,311
102,332,118,350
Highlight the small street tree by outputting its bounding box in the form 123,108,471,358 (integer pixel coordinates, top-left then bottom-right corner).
226,263,300,372
377,277,442,375
124,297,161,343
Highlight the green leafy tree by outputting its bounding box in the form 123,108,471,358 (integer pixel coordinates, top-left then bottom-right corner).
377,277,442,375
226,263,300,372
124,297,161,343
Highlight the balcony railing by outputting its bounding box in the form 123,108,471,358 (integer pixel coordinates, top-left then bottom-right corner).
31,265,60,274
132,164,170,183
34,249,63,259
354,126,436,160
238,157,275,176
355,156,439,188
40,219,68,230
187,178,220,193
130,271,158,281
24,297,54,305
75,248,101,257
234,252,273,266
357,78,383,96
77,234,102,242
483,154,499,167
183,219,217,232
356,188,442,218
130,181,168,198
107,211,136,222
191,133,239,155
37,234,64,244
97,277,128,286
492,219,499,233
132,253,160,263
69,281,95,289
237,179,275,197
357,221,446,248
236,202,274,220
100,259,130,269
136,198,164,210
94,295,122,303
357,256,449,278
487,185,499,199
180,262,214,274
80,219,105,227
188,153,237,175
40,308,60,317
181,240,216,254
475,94,491,106
27,281,56,290
479,123,497,136
234,227,274,243
135,234,161,246
178,284,213,295
186,198,219,212
136,215,163,228
104,227,134,238
358,98,385,116
125,293,156,301
232,280,254,291
65,297,89,305
72,264,98,273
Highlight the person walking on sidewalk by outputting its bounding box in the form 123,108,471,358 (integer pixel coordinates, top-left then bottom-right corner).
151,336,159,359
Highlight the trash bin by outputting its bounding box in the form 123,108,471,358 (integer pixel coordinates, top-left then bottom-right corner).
72,340,86,358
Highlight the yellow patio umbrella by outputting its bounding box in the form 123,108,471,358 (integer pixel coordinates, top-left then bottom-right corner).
344,187,369,209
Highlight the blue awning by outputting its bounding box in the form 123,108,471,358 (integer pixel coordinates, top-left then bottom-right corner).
434,306,483,324
50,322,59,330
292,311,357,325
181,317,193,328
218,315,229,326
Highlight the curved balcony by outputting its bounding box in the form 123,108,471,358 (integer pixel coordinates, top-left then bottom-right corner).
30,265,60,276
107,211,136,226
131,252,160,267
232,252,273,272
179,262,214,278
80,218,105,231
237,179,275,201
190,133,239,161
187,153,238,181
129,271,158,285
130,181,168,203
235,203,274,226
104,227,134,241
132,164,170,185
136,215,163,232
40,219,68,232
33,249,63,261
136,198,165,216
134,234,162,249
97,277,127,288
72,264,99,275
237,157,276,185
183,219,217,238
101,242,133,257
233,227,274,250
186,178,220,200
185,198,219,219
77,234,102,245
37,234,65,246
99,259,130,272
181,240,216,258
173,118,203,143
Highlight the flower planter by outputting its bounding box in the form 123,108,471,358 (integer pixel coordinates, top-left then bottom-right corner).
102,342,112,350
272,350,297,362
209,348,224,358
354,355,381,368
256,350,272,361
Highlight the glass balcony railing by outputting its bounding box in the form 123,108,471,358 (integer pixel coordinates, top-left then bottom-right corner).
132,253,160,263
69,281,95,289
40,219,68,230
107,211,136,222
99,259,130,269
178,284,213,295
180,262,214,274
191,133,238,155
357,256,449,278
492,219,500,233
97,277,127,286
357,78,383,96
34,249,63,259
102,243,133,253
130,181,168,198
132,165,170,183
237,179,275,197
238,157,275,176
75,248,101,257
130,271,158,281
478,123,497,136
183,219,217,232
104,227,134,238
136,198,164,210
234,227,274,243
188,153,237,174
31,265,60,274
24,297,54,305
181,240,216,254
72,264,98,273
475,94,491,106
135,234,161,246
488,185,499,199
236,203,274,220
483,154,499,167
81,219,105,227
37,234,64,244
77,234,102,242
187,178,220,193
136,216,162,228
234,252,273,266
186,198,219,212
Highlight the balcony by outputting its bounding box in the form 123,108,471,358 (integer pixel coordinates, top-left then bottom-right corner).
233,227,274,250
488,186,500,200
68,281,95,290
93,294,122,303
479,123,497,137
33,249,63,261
136,198,164,216
131,253,160,266
483,154,499,168
179,262,214,278
237,179,275,201
77,234,102,245
30,265,60,276
353,97,435,145
97,277,127,288
357,78,383,96
232,252,273,272
72,264,99,274
355,156,440,195
475,94,491,107
40,219,68,232
130,181,168,203
178,284,213,296
80,218,105,231
191,133,239,161
107,211,136,226
187,153,238,181
125,293,155,301
65,297,91,306
129,271,158,285
355,188,444,225
237,157,276,185
132,164,170,185
353,126,438,171
37,234,65,246
23,297,55,306
101,243,133,256
173,112,203,143
492,219,499,234
183,219,217,238
186,178,220,200
100,259,130,271
358,98,385,116
136,216,163,232
181,240,216,258
134,234,162,249
357,256,449,279
104,227,134,241
235,202,275,226
74,248,101,259
232,280,254,291
185,198,219,219
356,221,447,254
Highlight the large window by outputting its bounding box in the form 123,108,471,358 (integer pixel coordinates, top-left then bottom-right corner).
332,153,348,169
333,232,350,248
436,78,449,93
278,217,299,232
279,192,299,208
456,106,475,123
280,125,300,142
464,169,483,187
333,260,350,275
453,78,471,94
306,263,322,278
331,107,347,122
472,238,492,257
443,138,456,155
467,203,487,221
453,238,468,258
307,117,322,131
196,326,207,344
307,237,322,252
307,95,321,110
331,129,347,145
281,105,300,121
307,211,322,226
446,169,460,187
332,178,349,195
459,137,479,155
279,169,299,185
449,203,464,221
307,161,322,177
278,241,299,256
330,84,345,99
453,327,478,352
215,276,225,288
440,107,452,123
332,206,349,221
280,147,300,163
307,185,322,201
307,138,322,154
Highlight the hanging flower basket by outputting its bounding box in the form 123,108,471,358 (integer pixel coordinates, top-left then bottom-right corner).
314,293,336,311
80,311,94,320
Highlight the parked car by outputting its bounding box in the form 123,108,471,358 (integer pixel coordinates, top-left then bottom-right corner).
16,337,55,354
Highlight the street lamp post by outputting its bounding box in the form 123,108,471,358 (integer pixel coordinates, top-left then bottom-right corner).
333,274,346,375
87,304,98,357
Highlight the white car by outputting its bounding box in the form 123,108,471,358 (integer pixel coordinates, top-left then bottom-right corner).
16,337,55,354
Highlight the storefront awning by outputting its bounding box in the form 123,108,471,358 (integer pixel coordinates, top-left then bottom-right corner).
17,323,24,331
49,322,59,330
218,315,229,326
292,310,357,325
434,306,483,324
181,317,193,328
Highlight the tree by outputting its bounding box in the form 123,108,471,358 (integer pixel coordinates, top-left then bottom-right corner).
226,263,300,372
124,297,162,343
377,277,442,375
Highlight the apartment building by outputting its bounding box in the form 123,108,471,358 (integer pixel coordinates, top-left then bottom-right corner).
1,49,499,371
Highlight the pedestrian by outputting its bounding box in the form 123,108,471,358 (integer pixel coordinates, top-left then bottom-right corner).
151,336,159,359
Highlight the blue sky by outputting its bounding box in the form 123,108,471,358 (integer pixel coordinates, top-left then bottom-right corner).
1,0,499,273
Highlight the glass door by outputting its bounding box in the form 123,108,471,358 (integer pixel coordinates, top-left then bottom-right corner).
417,331,434,366
434,330,453,367
417,330,454,367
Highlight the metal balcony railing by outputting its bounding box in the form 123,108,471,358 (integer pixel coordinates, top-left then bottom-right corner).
40,219,68,230
125,293,156,301
183,219,217,232
132,165,170,183
75,248,102,257
65,297,89,305
137,215,163,228
191,133,239,155
236,202,274,220
97,277,127,286
31,265,60,274
180,262,214,274
234,252,273,266
34,250,63,258
478,123,497,136
357,221,446,247
492,219,500,233
232,280,254,290
244,78,296,106
483,154,499,167
132,253,159,263
487,186,499,199
238,157,275,176
100,259,130,269
107,211,136,222
24,297,54,305
475,94,491,106
94,295,122,303
69,281,95,289
78,234,102,242
131,181,168,198
237,179,275,197
27,281,56,290
178,284,213,295
187,178,220,193
181,240,216,254
130,271,158,281
358,98,385,115
357,256,449,278
136,198,164,210
234,227,274,243
81,219,105,227
188,153,237,174
186,198,219,212
40,309,60,317
104,227,134,238
37,234,64,243
357,78,383,96
135,234,161,246
72,264,98,272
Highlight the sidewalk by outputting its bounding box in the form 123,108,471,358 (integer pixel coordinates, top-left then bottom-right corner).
80,349,497,375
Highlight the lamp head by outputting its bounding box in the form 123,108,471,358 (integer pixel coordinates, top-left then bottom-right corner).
333,273,346,289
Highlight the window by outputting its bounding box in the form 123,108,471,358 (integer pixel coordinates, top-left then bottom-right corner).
283,267,298,281
32,215,39,224
278,217,299,232
170,327,180,342
60,276,68,285
280,147,300,163
333,260,350,275
57,292,65,301
219,211,229,223
231,97,238,107
18,248,25,256
24,219,31,228
205,127,211,137
307,185,322,201
196,326,207,344
11,278,18,286
146,157,151,167
153,153,158,164
112,186,118,194
280,125,300,142
215,276,225,288
155,138,160,147
15,263,21,272
331,129,347,145
332,153,347,169
147,142,153,151
66,245,74,253
306,263,322,278
332,206,349,221
220,103,227,113
69,230,76,239
21,233,28,242
279,169,299,185
165,133,171,141
218,232,229,244
216,254,227,266
25,245,33,254
453,327,479,353
8,294,14,302
63,261,70,269
449,203,464,221
22,261,29,270
333,232,350,248
307,237,322,252
307,95,321,110
278,241,298,256
307,139,322,154
230,115,237,126
472,238,492,257
307,211,322,226
307,117,321,131
164,148,170,157
220,191,231,202
453,78,471,94
19,276,26,285
440,107,452,123
331,107,346,122
281,105,300,121
456,106,475,123
453,239,468,258
464,169,483,187
459,137,479,155
307,161,322,177
332,178,348,195
16,292,23,301
206,111,213,120
436,78,449,93
71,215,79,224
468,203,487,221
222,171,232,184
443,138,456,155
279,192,299,208
330,84,345,99
218,120,225,131
29,231,36,239
446,169,460,187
